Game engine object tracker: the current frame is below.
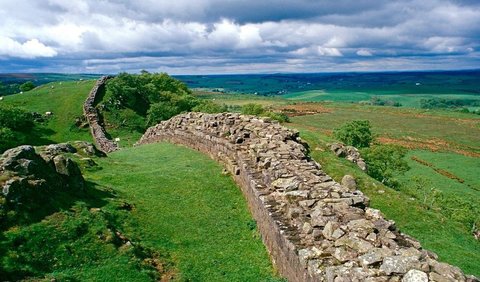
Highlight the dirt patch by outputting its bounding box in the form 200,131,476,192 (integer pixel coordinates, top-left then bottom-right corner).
278,102,333,117
377,136,480,158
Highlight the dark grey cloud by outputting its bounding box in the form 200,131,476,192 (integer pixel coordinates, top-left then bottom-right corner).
0,0,479,73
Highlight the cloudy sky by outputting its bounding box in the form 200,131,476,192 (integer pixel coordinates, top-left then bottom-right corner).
0,0,479,74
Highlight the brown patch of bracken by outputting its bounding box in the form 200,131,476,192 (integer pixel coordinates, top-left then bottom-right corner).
278,103,333,117
377,136,480,158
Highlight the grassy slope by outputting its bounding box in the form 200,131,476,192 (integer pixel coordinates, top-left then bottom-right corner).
87,142,279,281
1,199,160,281
402,150,479,197
2,81,94,144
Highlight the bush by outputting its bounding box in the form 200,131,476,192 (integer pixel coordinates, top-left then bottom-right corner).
19,81,35,92
241,103,265,115
146,102,181,126
264,111,290,123
105,72,192,115
192,101,227,113
0,127,19,152
240,103,289,123
334,120,373,148
0,105,34,152
106,108,146,132
0,105,34,131
361,144,409,188
103,72,201,128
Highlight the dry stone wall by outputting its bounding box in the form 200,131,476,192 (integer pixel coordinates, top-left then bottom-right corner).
138,112,477,282
83,76,119,153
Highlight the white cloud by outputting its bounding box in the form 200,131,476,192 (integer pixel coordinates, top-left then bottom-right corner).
291,46,342,57
0,0,479,72
0,37,57,58
357,49,373,56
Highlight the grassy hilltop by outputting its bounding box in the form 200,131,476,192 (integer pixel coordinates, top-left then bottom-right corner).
0,73,479,279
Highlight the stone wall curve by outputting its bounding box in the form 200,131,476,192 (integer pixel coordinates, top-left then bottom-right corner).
138,112,477,282
83,76,119,153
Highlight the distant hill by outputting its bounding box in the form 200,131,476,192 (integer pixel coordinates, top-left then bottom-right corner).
0,74,101,96
176,69,480,96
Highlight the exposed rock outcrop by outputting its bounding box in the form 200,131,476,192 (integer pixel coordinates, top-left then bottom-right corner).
330,143,367,171
138,112,477,282
83,76,119,153
0,143,92,226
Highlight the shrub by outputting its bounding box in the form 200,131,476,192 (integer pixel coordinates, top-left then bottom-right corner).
106,72,192,115
0,105,34,131
264,111,290,123
19,81,35,92
361,144,409,188
192,101,227,113
104,72,201,129
146,102,181,126
0,127,19,152
333,120,373,148
239,103,289,123
0,105,34,152
241,103,265,115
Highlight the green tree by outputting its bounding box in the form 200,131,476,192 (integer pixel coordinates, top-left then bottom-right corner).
334,120,373,148
146,102,180,126
0,105,34,152
361,144,409,188
0,105,34,131
19,81,35,92
264,111,290,123
0,127,19,152
241,103,265,115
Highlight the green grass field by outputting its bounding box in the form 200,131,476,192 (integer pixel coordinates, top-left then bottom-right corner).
87,143,280,281
1,81,95,144
284,90,480,109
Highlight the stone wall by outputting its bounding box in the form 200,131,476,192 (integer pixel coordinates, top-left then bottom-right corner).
138,112,477,282
83,76,119,153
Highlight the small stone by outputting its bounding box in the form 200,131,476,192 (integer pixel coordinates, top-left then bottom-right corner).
347,219,375,233
365,208,384,220
285,190,309,199
358,248,393,266
402,269,428,282
323,221,338,240
271,177,300,191
341,175,357,191
332,228,345,239
303,222,313,234
334,247,357,262
429,272,454,282
366,232,377,242
299,199,316,208
380,256,420,275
